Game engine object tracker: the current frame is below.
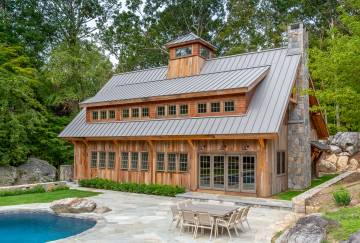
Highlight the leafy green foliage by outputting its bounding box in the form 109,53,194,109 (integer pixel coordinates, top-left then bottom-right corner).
324,207,360,240
0,184,69,197
332,187,351,206
79,178,186,197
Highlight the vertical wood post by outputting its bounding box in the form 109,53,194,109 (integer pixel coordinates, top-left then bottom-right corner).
113,140,120,182
187,139,197,191
71,140,77,180
147,140,156,184
256,138,271,197
82,139,90,180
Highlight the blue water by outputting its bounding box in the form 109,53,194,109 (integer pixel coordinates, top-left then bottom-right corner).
0,211,96,243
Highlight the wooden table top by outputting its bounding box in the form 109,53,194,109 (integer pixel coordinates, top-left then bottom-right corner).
180,204,239,217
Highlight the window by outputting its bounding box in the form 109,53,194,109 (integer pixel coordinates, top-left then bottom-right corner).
99,151,106,168
100,110,107,119
224,101,235,112
132,108,139,118
122,109,129,118
198,103,207,113
157,106,165,117
121,152,128,170
109,110,115,119
108,152,115,169
179,154,188,172
130,152,138,170
142,107,149,117
92,111,98,121
168,153,176,172
168,105,177,116
141,152,149,170
156,153,165,171
175,46,192,57
180,104,188,115
277,151,286,175
211,102,220,112
90,151,97,168
200,47,210,59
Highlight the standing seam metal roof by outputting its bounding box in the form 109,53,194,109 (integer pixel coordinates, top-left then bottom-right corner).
59,48,301,138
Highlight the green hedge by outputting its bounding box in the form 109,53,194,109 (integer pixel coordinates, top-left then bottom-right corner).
0,185,69,197
78,178,185,197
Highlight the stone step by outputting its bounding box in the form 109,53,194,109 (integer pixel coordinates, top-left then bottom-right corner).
176,192,292,210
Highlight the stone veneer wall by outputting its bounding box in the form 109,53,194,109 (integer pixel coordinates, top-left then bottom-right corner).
287,23,312,189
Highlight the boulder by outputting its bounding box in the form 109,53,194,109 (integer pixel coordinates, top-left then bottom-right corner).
326,154,338,164
50,198,97,214
337,156,349,171
331,132,359,151
17,158,57,185
345,146,356,156
339,152,351,156
347,159,359,171
329,145,342,154
94,206,111,214
348,229,360,243
0,166,17,186
276,214,330,243
317,159,337,173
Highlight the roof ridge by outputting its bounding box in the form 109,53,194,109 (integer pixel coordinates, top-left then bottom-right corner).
207,47,288,62
113,64,270,88
112,65,168,77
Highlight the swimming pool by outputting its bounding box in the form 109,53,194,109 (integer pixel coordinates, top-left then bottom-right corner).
0,211,96,243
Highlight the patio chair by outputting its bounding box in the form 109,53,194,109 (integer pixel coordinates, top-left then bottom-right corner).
170,205,181,229
180,210,197,238
239,206,251,230
194,212,215,240
215,211,239,239
234,208,246,231
184,199,192,206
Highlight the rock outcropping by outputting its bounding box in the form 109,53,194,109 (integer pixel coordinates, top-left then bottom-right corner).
0,158,57,186
50,198,97,214
276,214,333,243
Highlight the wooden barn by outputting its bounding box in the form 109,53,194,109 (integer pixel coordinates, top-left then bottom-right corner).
60,23,328,197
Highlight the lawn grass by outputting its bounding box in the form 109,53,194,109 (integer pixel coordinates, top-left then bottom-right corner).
0,189,100,206
324,207,360,241
274,174,338,200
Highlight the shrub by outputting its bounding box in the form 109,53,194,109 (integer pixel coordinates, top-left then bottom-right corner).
78,178,186,197
332,187,351,206
0,184,70,197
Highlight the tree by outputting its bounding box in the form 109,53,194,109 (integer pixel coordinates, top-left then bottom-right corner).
43,42,113,114
0,44,45,165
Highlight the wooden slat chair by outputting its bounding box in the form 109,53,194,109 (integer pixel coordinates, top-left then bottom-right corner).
215,211,239,239
180,210,197,238
194,212,215,240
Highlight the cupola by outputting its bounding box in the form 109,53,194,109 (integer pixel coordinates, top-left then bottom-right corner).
165,33,216,79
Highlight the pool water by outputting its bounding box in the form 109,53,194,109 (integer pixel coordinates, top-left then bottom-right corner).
0,211,96,243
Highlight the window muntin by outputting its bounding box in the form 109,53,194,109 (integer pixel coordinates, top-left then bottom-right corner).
141,152,149,171
179,104,188,115
167,153,176,172
142,107,149,117
175,46,192,57
109,110,116,119
122,109,129,118
131,152,138,170
179,154,188,172
200,47,210,59
156,153,165,171
224,101,235,112
197,103,207,113
121,152,128,170
157,106,165,117
211,102,220,112
92,111,98,121
277,151,286,175
132,108,140,118
168,105,177,116
90,151,97,168
99,151,106,168
108,152,115,169
100,111,107,119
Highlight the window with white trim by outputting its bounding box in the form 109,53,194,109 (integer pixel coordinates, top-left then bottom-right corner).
132,108,139,118
100,110,107,119
157,106,165,117
92,111,98,120
122,109,129,118
156,153,165,171
224,101,235,112
109,110,115,119
179,154,188,172
121,152,128,170
108,152,115,169
142,107,149,117
211,102,220,112
90,151,97,168
167,153,176,172
131,152,138,170
141,152,149,170
179,104,188,115
198,103,207,113
99,151,106,168
168,105,177,116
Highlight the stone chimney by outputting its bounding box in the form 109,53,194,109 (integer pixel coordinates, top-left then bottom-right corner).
287,23,312,190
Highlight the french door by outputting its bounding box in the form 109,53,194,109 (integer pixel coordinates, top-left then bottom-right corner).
199,154,256,192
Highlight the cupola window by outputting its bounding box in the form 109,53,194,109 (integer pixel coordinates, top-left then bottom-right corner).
175,46,192,58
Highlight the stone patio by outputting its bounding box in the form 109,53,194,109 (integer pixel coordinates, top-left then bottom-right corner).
0,187,295,242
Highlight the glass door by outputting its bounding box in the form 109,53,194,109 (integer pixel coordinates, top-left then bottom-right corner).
199,155,211,188
213,156,225,189
227,156,240,191
241,155,256,192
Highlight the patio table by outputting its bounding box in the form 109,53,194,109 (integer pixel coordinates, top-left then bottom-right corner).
179,203,239,217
